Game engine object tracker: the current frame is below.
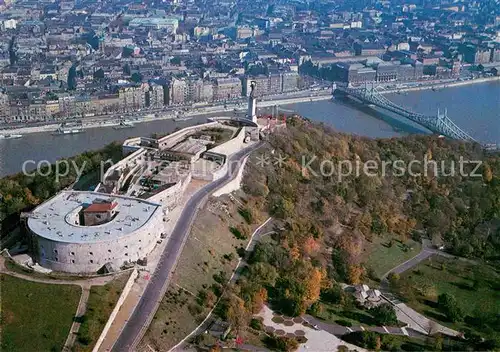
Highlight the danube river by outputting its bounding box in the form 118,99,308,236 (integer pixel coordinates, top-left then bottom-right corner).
0,81,498,177
286,80,500,143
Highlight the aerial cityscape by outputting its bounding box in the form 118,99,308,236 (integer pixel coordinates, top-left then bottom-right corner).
0,0,499,351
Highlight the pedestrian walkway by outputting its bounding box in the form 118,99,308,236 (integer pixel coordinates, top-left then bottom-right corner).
257,306,367,352
377,239,461,337
63,287,90,351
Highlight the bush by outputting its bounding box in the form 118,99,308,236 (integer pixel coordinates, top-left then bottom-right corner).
321,284,343,304
335,319,353,327
263,335,299,351
238,207,254,224
230,225,249,240
223,253,234,261
250,318,263,330
213,271,228,285
77,334,91,345
437,293,464,322
188,303,203,316
308,302,322,316
371,303,398,326
387,272,400,286
236,247,246,258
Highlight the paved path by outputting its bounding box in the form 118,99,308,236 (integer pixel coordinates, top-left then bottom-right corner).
258,306,368,352
378,239,461,337
63,286,90,351
303,314,424,338
0,255,119,288
111,142,263,352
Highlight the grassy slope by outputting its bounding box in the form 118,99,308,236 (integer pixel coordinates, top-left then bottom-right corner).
399,255,500,335
364,237,422,279
0,274,81,352
73,272,131,352
141,193,266,350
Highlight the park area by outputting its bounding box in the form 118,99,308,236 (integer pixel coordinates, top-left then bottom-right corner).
395,255,500,339
364,236,421,279
0,274,81,352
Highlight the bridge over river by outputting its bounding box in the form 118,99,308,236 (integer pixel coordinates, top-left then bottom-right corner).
335,83,478,143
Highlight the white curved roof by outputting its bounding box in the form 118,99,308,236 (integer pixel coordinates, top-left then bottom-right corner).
27,191,161,244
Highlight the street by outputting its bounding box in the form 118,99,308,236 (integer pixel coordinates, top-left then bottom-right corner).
111,142,263,352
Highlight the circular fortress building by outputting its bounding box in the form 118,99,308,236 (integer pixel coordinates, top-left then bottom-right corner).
26,191,163,273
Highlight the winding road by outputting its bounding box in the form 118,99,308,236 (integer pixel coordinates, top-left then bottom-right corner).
111,142,263,352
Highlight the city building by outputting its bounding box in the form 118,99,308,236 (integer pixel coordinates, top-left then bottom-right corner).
146,83,165,109
213,77,242,101
128,17,179,32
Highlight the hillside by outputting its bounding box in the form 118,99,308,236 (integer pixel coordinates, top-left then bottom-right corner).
221,116,500,349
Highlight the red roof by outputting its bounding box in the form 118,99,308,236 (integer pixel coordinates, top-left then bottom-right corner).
83,202,118,213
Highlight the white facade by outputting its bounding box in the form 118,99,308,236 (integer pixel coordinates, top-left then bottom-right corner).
27,191,163,273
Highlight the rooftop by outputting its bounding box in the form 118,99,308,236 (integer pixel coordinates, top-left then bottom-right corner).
170,138,209,155
27,191,161,244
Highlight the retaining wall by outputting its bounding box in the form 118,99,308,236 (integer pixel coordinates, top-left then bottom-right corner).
92,269,139,352
157,122,219,150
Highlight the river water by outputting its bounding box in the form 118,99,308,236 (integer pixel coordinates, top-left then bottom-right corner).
0,81,498,177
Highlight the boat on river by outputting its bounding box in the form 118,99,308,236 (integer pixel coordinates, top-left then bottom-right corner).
0,134,23,139
113,120,136,129
52,123,85,135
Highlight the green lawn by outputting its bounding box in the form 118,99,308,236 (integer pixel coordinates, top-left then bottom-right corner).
364,237,421,279
397,255,500,337
312,301,379,327
0,274,81,352
74,272,131,352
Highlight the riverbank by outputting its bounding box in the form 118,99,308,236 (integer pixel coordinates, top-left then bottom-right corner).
1,77,497,136
0,92,332,136
382,76,500,94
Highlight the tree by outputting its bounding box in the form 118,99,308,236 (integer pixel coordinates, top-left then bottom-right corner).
437,293,464,322
347,264,365,284
170,56,181,65
304,267,322,306
248,262,277,286
263,335,298,352
434,333,443,351
371,303,398,326
483,163,493,183
131,72,142,83
321,284,343,304
250,287,268,313
67,65,77,90
93,68,105,81
123,63,131,75
302,236,320,256
223,294,250,332
387,272,400,286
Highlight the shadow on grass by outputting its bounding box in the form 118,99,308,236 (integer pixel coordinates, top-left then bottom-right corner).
422,299,440,310
339,310,377,326
451,281,475,291
423,309,448,323
401,341,426,351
